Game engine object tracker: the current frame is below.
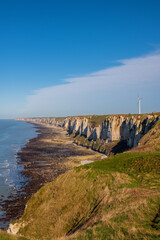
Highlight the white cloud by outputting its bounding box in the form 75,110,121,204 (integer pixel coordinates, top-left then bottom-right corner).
21,53,160,117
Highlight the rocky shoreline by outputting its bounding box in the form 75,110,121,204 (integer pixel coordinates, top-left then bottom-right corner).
0,123,99,229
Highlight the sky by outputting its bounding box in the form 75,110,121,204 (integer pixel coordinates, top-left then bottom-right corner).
0,0,160,118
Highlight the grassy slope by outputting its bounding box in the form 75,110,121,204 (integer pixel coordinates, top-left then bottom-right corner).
10,121,160,239
0,230,27,240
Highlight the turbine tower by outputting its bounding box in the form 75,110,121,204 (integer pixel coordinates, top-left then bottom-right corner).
138,97,142,114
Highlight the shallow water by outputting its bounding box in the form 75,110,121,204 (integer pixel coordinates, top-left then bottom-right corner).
0,120,37,228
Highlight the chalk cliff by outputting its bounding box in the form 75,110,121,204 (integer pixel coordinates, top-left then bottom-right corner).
17,113,159,154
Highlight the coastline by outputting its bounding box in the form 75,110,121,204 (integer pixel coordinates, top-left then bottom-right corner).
0,122,102,229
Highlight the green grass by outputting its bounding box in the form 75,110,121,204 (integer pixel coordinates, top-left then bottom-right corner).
0,231,28,240
11,150,160,239
88,115,108,128
7,118,160,239
83,152,160,175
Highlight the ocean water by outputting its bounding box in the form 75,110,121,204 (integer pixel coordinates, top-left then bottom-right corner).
0,120,37,227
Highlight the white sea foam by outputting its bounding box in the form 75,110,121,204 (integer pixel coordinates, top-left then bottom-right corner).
0,160,9,169
11,144,21,153
2,169,10,178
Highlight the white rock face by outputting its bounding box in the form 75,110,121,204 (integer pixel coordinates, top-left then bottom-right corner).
63,115,159,148
22,115,159,149
7,223,22,234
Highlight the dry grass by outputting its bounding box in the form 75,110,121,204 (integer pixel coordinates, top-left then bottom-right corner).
9,119,160,240
12,161,160,239
15,169,110,239
0,230,27,240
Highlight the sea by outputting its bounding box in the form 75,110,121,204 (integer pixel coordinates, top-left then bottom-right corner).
0,119,37,228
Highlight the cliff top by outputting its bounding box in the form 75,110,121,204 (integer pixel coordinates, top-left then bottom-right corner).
58,112,160,128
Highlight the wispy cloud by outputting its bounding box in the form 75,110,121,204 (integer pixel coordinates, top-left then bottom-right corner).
21,53,160,117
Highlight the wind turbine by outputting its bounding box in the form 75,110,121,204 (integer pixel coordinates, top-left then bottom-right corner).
138,97,142,114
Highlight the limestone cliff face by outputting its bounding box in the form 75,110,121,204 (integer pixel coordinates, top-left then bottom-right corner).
17,114,159,149
60,115,158,148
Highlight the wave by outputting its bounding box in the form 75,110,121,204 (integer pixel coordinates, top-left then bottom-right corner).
0,160,9,169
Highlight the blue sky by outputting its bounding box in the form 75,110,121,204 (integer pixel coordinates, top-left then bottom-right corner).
0,0,160,118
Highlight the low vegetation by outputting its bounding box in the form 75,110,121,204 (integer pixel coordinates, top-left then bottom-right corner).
7,120,160,239
0,230,27,240
88,113,160,128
